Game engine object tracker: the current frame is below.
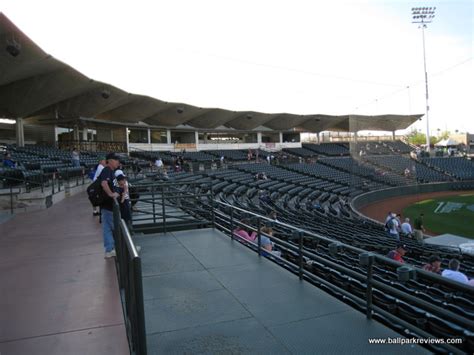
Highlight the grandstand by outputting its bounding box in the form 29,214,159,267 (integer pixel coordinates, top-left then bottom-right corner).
1,11,474,355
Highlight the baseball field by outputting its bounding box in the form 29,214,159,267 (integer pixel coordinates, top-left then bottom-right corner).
402,193,474,239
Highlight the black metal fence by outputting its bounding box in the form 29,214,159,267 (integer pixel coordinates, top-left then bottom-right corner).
0,171,87,214
129,181,213,234
113,201,147,355
129,182,473,353
210,201,473,354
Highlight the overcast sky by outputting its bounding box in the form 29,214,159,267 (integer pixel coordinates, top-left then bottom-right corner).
2,0,473,134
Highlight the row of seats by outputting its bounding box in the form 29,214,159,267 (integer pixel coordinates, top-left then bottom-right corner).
423,157,474,181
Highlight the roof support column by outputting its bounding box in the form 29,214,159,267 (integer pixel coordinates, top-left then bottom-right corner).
73,125,80,141
166,129,171,144
392,131,396,141
15,118,25,147
195,131,199,150
257,132,262,144
125,127,130,153
147,129,151,144
82,127,88,141
279,132,283,144
317,132,320,144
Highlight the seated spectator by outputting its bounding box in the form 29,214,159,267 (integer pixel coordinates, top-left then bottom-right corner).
232,219,256,241
259,226,273,252
155,157,164,172
387,243,407,263
442,259,471,285
422,255,442,274
401,218,413,237
268,210,278,221
258,190,272,204
3,153,16,168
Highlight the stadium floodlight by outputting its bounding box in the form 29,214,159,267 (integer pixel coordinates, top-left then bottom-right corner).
412,6,436,152
6,38,21,57
101,89,111,99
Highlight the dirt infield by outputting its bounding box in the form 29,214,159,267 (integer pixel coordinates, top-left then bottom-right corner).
358,190,474,236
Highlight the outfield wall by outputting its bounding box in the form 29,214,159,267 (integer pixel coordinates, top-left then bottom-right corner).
351,181,474,224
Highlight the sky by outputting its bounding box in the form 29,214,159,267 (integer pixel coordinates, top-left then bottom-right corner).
2,0,473,134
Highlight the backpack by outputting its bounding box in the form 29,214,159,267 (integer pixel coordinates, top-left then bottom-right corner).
86,179,106,206
385,218,395,231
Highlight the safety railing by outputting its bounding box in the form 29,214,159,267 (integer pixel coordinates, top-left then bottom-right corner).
0,169,88,214
129,181,212,233
113,200,147,355
210,200,473,354
58,140,127,152
122,181,473,353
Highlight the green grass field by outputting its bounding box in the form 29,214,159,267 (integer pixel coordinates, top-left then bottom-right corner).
403,194,474,239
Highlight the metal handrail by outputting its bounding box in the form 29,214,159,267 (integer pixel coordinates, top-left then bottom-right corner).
210,205,471,353
113,200,147,355
124,181,472,353
214,200,474,294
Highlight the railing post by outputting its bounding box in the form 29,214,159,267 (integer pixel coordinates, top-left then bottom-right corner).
161,185,167,234
366,256,373,319
210,190,215,228
151,185,156,224
298,232,304,280
359,252,375,320
10,184,14,215
230,207,234,240
133,257,147,355
256,217,262,256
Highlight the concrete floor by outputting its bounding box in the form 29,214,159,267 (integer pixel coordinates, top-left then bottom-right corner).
137,228,428,354
0,194,129,355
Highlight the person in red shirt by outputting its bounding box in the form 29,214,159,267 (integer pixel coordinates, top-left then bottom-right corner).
387,243,408,263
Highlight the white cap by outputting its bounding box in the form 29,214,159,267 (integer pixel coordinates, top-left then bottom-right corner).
115,169,125,177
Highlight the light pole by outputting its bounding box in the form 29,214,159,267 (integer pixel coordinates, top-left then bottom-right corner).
412,6,436,152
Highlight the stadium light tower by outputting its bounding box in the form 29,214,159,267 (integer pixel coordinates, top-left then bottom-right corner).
412,6,436,152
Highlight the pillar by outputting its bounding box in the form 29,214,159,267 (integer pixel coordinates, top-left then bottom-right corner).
16,118,25,147
166,129,171,144
257,132,262,144
279,132,283,144
125,127,130,153
392,131,396,141
147,128,151,144
73,125,80,141
82,128,88,141
195,131,199,150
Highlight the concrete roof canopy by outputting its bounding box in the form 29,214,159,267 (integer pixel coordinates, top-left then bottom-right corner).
0,12,422,132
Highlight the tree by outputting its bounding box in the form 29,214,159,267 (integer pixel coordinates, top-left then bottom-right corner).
406,130,442,146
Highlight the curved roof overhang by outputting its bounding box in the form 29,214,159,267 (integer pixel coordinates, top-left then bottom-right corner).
0,13,422,133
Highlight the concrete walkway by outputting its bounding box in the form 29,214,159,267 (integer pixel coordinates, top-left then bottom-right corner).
138,228,428,354
0,194,129,355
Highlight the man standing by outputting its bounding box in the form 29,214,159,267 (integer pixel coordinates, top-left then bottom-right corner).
71,147,80,167
98,153,120,258
413,213,426,243
401,217,413,237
